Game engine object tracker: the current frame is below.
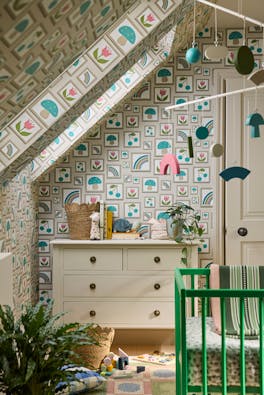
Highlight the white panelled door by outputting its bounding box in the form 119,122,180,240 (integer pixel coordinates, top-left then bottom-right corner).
225,78,264,266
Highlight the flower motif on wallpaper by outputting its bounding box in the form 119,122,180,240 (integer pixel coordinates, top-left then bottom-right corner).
127,188,138,198
58,223,69,233
93,46,112,64
177,115,188,125
15,119,35,137
177,186,188,196
139,12,156,28
161,124,172,135
62,86,78,102
197,152,207,162
161,195,172,206
91,160,103,171
108,151,118,160
127,117,137,127
156,89,169,102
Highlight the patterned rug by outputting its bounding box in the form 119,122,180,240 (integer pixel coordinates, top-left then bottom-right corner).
100,366,175,395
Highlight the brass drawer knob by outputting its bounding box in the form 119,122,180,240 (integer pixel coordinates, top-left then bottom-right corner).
154,256,160,263
90,283,96,290
90,310,96,317
154,309,160,317
90,256,96,263
154,283,160,290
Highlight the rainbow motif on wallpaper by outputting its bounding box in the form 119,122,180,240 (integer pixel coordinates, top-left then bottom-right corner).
202,191,213,206
133,83,149,99
39,201,51,212
108,166,120,177
177,130,189,141
204,119,213,135
63,190,80,204
132,154,149,170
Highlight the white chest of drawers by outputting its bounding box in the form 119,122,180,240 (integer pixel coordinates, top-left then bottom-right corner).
51,239,198,328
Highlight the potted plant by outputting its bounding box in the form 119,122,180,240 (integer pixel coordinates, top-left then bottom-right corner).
166,202,204,243
0,301,98,395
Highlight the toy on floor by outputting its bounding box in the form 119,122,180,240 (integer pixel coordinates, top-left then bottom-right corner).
90,212,100,240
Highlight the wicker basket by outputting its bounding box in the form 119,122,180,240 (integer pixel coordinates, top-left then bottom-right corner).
75,326,115,369
65,202,100,240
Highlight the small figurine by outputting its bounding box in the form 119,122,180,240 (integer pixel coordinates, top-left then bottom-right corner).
90,212,100,240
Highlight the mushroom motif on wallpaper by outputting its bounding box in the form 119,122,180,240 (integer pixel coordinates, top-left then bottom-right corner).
40,99,59,119
106,135,117,145
88,176,102,190
144,108,157,119
245,112,264,138
117,26,136,46
157,68,172,82
75,143,87,155
228,30,243,45
144,179,156,191
157,141,171,154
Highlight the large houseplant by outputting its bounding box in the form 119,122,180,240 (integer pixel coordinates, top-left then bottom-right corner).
166,202,204,243
0,301,98,395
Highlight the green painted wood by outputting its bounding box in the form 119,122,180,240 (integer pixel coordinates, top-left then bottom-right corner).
221,298,227,395
202,297,208,395
260,298,264,395
240,298,246,395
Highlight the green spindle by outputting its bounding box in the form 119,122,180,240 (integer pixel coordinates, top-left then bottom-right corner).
188,136,194,158
220,298,227,395
202,297,208,395
260,298,264,395
240,298,246,395
191,274,195,316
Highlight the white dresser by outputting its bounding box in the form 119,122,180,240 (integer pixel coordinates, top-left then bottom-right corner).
51,239,198,328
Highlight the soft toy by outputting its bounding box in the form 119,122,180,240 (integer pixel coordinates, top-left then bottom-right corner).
90,212,100,240
148,218,169,240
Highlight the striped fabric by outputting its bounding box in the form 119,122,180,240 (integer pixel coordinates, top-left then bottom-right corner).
219,265,264,338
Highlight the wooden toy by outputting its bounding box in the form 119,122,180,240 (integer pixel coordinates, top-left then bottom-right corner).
195,126,209,140
248,69,264,86
210,143,224,157
219,166,250,181
234,45,254,75
188,136,194,158
245,112,264,138
160,153,180,175
205,44,228,61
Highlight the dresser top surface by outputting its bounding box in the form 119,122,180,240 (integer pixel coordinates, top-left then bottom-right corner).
50,239,199,247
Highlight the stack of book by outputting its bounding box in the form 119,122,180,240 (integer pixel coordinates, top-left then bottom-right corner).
99,201,113,240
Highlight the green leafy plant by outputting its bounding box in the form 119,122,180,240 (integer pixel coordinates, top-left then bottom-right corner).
0,301,98,395
166,202,204,243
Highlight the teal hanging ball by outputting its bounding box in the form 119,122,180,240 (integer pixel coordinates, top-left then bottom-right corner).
196,126,209,140
185,46,201,64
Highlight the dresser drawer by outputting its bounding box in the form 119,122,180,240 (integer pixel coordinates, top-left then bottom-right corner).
63,300,174,328
126,248,182,270
63,275,173,298
63,248,122,271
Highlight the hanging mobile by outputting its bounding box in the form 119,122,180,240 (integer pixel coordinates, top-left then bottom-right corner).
185,0,201,64
235,16,254,75
245,87,264,138
205,8,228,60
248,27,264,85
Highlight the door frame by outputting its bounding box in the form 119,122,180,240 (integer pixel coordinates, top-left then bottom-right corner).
213,69,241,266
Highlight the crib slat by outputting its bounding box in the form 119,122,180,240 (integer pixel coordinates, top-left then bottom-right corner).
201,297,208,395
240,298,246,395
191,274,195,316
260,298,264,395
220,298,227,395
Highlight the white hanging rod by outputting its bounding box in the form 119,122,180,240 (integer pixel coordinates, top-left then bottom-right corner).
196,0,264,27
165,85,264,110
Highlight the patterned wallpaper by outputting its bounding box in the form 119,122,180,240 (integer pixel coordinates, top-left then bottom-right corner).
0,164,39,312
0,0,211,182
0,0,136,129
36,27,264,301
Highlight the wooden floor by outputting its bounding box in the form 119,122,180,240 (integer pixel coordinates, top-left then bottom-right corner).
111,328,174,355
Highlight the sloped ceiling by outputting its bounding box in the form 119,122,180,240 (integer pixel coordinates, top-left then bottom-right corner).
0,0,136,129
0,0,211,180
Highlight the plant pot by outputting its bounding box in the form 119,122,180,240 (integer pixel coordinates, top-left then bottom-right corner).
166,217,183,240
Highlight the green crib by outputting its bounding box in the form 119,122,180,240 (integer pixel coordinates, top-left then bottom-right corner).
175,267,264,394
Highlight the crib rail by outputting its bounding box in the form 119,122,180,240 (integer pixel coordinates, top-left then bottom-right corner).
175,267,264,395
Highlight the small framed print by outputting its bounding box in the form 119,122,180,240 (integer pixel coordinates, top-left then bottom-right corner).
193,96,211,111
90,159,104,171
133,105,140,113
160,108,171,119
126,186,139,199
176,56,191,70
75,161,86,172
196,79,209,91
39,200,52,214
104,133,119,146
161,180,171,190
225,48,236,66
126,115,139,127
155,66,174,84
91,144,102,155
201,188,213,207
74,176,84,186
248,26,263,33
226,29,244,47
144,125,156,137
107,150,119,161
154,87,171,103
